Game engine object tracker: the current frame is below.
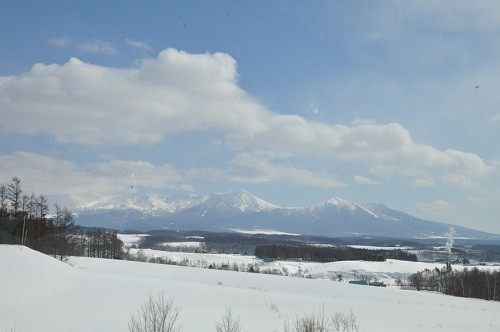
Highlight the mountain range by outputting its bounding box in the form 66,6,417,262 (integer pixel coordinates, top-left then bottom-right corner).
51,188,500,240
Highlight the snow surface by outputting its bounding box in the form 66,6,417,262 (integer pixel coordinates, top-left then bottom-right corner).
125,248,500,285
161,241,203,248
2,245,500,331
117,233,149,247
229,228,300,236
348,245,414,251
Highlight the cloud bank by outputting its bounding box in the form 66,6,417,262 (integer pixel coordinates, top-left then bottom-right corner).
0,48,492,192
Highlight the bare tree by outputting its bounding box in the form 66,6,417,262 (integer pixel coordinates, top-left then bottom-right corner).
51,204,78,259
37,194,49,220
284,305,329,332
331,310,360,332
215,308,242,332
283,307,360,332
6,177,22,217
0,184,8,217
128,293,182,332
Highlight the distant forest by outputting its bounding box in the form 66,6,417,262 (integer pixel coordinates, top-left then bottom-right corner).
409,266,500,301
255,244,417,262
0,177,123,259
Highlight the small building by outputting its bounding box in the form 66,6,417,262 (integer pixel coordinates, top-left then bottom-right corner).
369,281,386,287
349,280,368,285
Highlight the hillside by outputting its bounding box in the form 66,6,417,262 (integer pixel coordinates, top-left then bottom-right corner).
1,244,500,331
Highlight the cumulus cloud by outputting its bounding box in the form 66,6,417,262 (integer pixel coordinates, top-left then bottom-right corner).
90,159,184,189
0,152,182,195
78,40,117,55
0,151,345,196
227,153,346,188
440,173,473,188
411,178,435,188
490,113,500,122
0,48,492,190
0,152,110,195
354,175,379,185
0,49,245,145
126,38,152,51
419,200,458,217
466,196,487,205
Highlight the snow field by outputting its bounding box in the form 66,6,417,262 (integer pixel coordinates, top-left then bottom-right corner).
125,247,500,285
2,245,500,331
117,233,149,248
160,241,203,248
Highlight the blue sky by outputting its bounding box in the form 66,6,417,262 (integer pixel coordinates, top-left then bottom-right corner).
1,1,499,233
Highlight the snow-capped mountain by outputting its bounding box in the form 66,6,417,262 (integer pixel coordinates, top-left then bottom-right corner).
52,189,500,240
178,189,280,216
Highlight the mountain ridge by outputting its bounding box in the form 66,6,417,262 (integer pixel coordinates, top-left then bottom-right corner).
49,189,500,240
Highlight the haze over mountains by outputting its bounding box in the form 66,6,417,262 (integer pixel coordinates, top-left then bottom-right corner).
53,189,500,240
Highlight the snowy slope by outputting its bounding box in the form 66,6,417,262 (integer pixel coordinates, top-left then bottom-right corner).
1,245,500,332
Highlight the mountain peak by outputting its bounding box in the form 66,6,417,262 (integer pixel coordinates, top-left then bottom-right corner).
65,189,500,240
228,188,249,196
212,188,279,212
325,196,356,207
309,196,357,211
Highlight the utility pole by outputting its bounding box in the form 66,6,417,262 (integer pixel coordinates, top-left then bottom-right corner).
21,216,26,246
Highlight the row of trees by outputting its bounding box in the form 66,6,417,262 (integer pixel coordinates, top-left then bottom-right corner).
409,266,500,301
86,230,124,259
0,177,124,260
0,177,81,257
255,244,417,263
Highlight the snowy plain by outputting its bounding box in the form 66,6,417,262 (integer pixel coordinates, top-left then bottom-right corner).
2,244,500,331
120,234,500,284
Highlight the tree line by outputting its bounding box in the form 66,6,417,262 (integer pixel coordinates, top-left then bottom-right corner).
0,176,123,259
409,265,500,301
255,244,417,262
85,229,123,259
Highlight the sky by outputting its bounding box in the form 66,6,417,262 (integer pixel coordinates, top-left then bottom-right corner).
0,1,499,234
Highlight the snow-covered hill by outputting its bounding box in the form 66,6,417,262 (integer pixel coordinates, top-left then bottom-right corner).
1,245,499,331
50,189,500,240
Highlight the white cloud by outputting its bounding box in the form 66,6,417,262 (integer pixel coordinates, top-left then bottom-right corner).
351,118,375,125
466,196,487,205
48,36,73,48
126,39,152,51
490,113,500,122
419,200,458,217
180,184,196,194
0,152,110,195
0,48,493,190
91,159,184,189
78,40,117,55
354,175,379,186
0,151,346,196
0,152,183,195
440,173,473,188
0,49,244,145
411,178,435,188
227,153,346,188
